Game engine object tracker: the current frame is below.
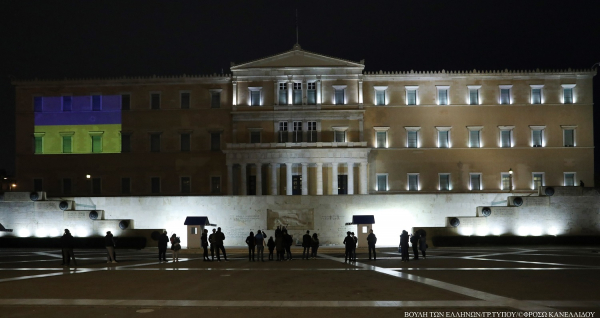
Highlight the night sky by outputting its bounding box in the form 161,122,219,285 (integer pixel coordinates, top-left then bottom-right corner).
1,0,599,178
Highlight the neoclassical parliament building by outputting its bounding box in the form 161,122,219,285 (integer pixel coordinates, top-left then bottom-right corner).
13,45,595,197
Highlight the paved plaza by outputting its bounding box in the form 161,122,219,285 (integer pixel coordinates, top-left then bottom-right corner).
0,246,599,317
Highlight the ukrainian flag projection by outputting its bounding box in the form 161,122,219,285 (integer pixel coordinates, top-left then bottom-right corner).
33,95,122,154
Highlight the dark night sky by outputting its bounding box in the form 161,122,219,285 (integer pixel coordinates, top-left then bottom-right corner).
1,0,599,177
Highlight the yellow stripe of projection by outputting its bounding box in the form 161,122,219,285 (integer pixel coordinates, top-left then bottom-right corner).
34,124,122,154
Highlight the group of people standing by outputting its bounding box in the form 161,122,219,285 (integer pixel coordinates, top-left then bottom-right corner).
343,229,378,262
247,226,320,262
399,230,427,262
199,227,228,261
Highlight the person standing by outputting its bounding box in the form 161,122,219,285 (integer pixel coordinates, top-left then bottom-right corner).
275,232,285,261
302,230,311,260
343,232,354,263
214,227,228,261
366,229,377,260
209,228,216,261
419,233,427,259
170,233,181,262
400,230,410,262
255,230,265,262
267,236,275,261
311,233,319,259
245,231,256,261
201,229,210,261
105,231,117,264
283,230,293,261
351,232,358,261
158,231,169,262
410,233,419,260
60,229,76,266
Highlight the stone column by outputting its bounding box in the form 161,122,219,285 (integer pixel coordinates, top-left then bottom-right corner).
227,164,234,195
232,81,238,106
360,162,368,194
302,79,307,105
240,163,247,195
286,163,293,195
316,163,323,195
255,164,262,196
288,80,293,105
347,163,354,195
331,162,339,195
316,79,322,105
274,80,278,105
301,163,308,195
271,163,278,195
358,77,363,106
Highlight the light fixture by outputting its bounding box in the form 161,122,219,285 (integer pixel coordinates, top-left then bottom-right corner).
86,175,91,179
509,168,513,175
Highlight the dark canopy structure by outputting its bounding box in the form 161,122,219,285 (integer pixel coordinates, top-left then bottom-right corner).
183,217,216,226
345,215,375,225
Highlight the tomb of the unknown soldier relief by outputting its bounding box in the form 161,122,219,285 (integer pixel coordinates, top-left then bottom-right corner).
1,45,598,248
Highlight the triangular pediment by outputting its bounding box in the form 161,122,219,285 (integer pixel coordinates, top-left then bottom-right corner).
231,45,364,70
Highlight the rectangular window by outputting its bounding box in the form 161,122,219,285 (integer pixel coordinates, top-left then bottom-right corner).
406,90,417,105
407,131,418,148
438,88,449,105
34,136,43,154
278,122,288,143
91,135,102,153
251,90,261,106
307,121,317,142
438,130,449,148
121,178,131,194
34,96,43,112
180,92,190,109
92,95,102,111
121,134,131,152
470,174,481,190
191,227,198,235
62,136,72,153
500,130,512,148
564,173,576,186
150,134,161,152
563,88,573,104
408,174,419,191
532,129,543,147
376,174,387,191
92,178,101,195
469,130,481,148
211,91,221,108
531,88,542,104
501,173,511,190
210,133,221,151
533,173,544,190
469,89,479,105
150,93,160,110
564,129,574,147
334,130,346,143
334,88,345,105
62,178,72,195
293,83,302,105
181,133,190,152
439,174,450,191
500,88,511,104
250,131,261,143
211,176,221,194
293,121,302,142
279,83,288,105
307,82,316,105
181,177,191,194
375,90,386,105
33,178,43,192
62,96,72,112
376,131,387,148
121,94,130,110
151,177,160,194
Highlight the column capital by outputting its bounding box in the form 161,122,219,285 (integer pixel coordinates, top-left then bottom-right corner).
301,162,308,167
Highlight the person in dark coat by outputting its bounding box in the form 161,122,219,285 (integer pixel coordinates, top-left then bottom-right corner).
310,233,319,259
105,231,117,263
158,230,169,262
366,229,377,260
267,236,276,261
214,227,228,261
343,231,354,263
275,232,285,261
60,229,76,266
419,234,427,259
245,231,256,261
351,232,358,261
410,233,419,260
302,230,311,260
283,230,293,260
255,230,265,262
400,230,410,262
201,229,210,261
208,228,216,261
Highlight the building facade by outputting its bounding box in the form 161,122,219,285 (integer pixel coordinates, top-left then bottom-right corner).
12,45,595,197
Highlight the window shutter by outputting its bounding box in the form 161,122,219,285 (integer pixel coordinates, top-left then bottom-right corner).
532,130,542,147
440,174,449,191
565,174,575,186
501,130,511,147
377,175,386,191
335,89,344,105
470,89,478,105
438,131,448,148
121,94,131,110
63,96,72,111
376,90,385,105
92,136,102,153
471,175,480,190
407,131,417,148
564,130,574,146
409,175,418,191
34,97,43,112
532,89,541,104
439,90,448,105
35,137,43,154
564,88,573,104
501,89,510,104
62,136,72,153
407,90,416,105
211,92,220,108
376,132,386,148
92,95,102,111
470,130,480,148
180,93,190,109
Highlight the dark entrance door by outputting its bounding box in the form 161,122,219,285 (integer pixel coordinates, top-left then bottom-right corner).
338,175,348,195
248,176,256,195
292,175,302,195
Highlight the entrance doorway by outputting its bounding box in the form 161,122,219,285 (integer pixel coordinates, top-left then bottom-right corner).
338,175,348,195
248,176,256,195
292,175,302,195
